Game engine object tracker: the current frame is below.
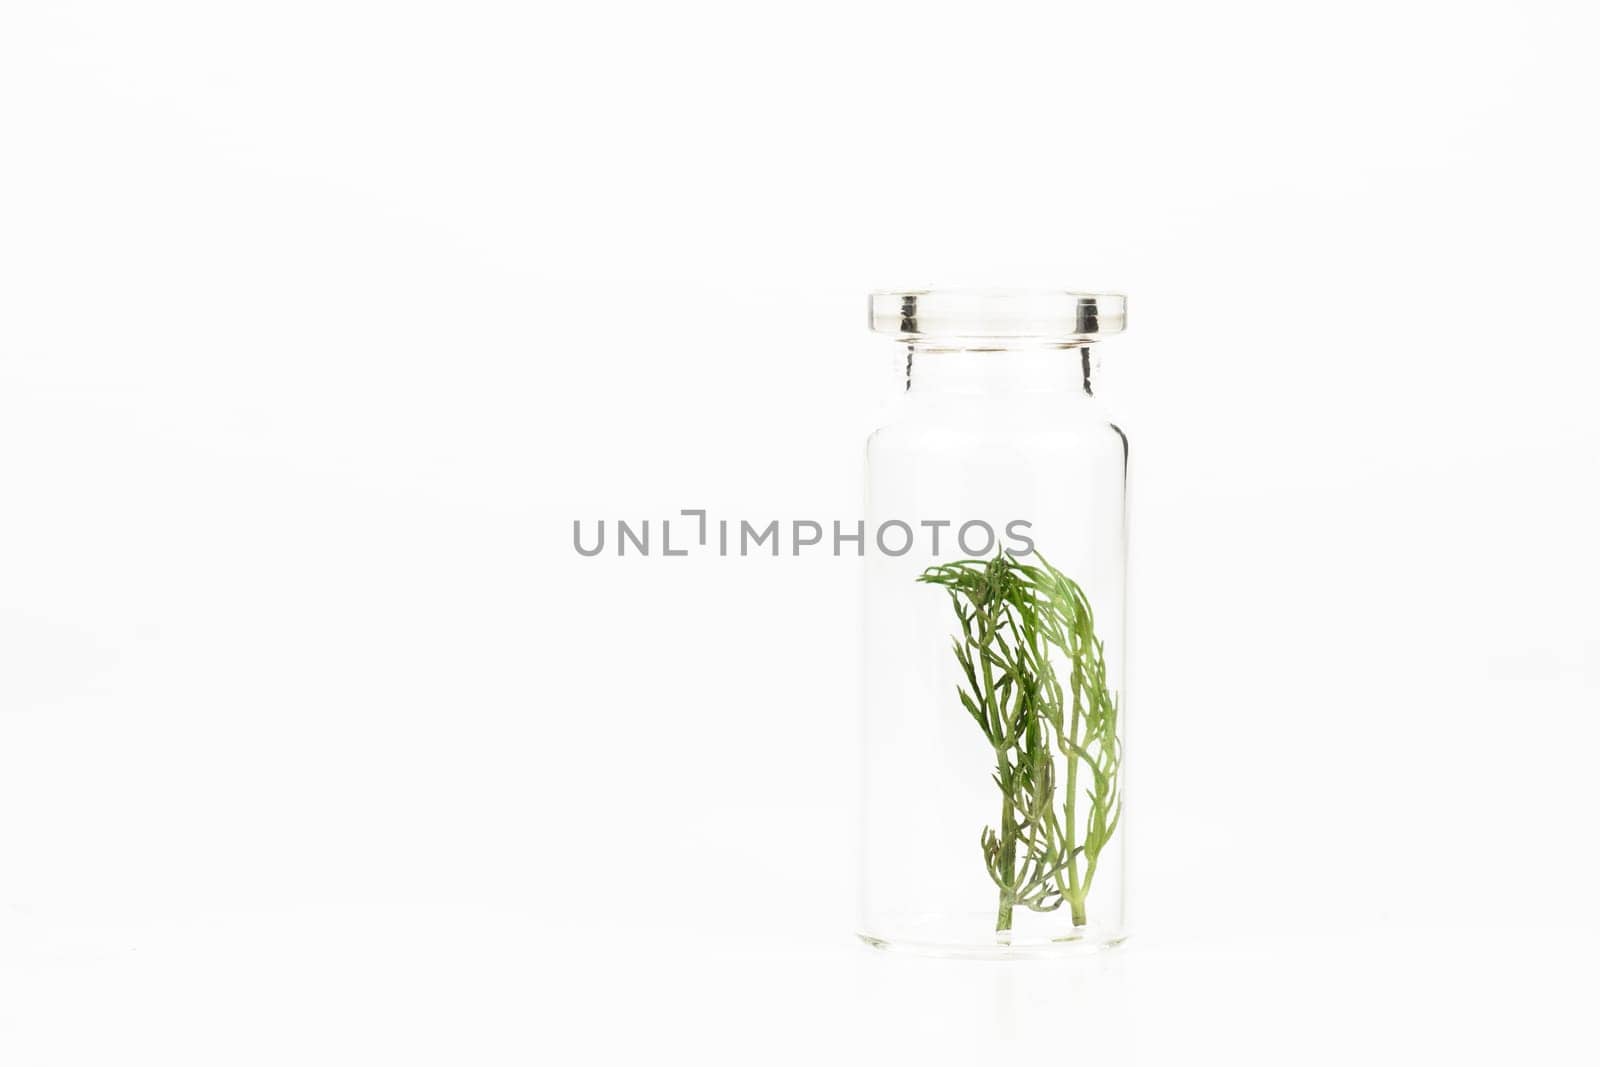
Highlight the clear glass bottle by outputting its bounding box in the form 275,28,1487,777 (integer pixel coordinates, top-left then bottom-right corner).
860,289,1130,958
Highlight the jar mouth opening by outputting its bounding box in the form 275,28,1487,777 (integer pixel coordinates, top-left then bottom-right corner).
869,288,1126,342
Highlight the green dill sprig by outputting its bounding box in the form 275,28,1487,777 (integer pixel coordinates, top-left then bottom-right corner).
918,552,1123,932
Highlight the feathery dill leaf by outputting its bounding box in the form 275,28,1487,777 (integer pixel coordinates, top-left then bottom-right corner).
918,552,1123,931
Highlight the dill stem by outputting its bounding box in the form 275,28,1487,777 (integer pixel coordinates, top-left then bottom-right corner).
996,790,1016,932
977,603,1017,932
1063,703,1087,926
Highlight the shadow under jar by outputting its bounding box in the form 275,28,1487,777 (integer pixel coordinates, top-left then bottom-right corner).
860,289,1131,959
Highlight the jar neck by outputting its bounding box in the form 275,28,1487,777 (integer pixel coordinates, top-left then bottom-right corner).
904,342,1099,398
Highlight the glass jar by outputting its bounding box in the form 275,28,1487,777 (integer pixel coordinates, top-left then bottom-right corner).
860,289,1130,958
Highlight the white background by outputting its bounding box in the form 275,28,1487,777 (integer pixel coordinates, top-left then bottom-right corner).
3,1,1598,1063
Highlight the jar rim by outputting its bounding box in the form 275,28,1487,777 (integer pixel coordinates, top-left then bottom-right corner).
869,288,1126,342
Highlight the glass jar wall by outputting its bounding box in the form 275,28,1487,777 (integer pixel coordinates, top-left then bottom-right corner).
860,290,1130,958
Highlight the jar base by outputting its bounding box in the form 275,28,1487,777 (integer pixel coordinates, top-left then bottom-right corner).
857,929,1126,961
